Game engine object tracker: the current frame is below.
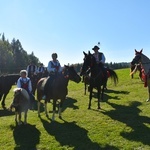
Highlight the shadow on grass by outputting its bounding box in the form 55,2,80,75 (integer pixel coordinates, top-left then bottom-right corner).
10,124,41,150
0,109,14,117
40,118,119,150
87,89,130,103
102,101,150,146
48,97,79,114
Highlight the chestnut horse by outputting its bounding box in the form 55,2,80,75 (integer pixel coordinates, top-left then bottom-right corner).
131,49,150,102
80,51,118,109
36,65,81,121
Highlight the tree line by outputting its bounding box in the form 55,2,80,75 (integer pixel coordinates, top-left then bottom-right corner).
0,33,130,74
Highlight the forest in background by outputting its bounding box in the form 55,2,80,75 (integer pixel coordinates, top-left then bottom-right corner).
0,33,130,74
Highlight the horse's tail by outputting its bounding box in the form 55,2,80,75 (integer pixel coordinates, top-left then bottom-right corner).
130,64,138,76
107,68,118,85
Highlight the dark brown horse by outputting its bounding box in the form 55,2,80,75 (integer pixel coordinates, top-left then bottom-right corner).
36,65,81,121
131,49,150,102
0,74,20,108
80,51,118,109
9,88,30,125
130,49,143,80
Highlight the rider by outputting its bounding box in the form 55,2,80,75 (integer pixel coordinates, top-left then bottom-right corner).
26,61,37,78
42,53,62,100
17,70,35,109
92,45,108,89
37,63,45,73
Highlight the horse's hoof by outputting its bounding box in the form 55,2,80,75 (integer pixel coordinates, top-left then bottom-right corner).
88,107,91,109
18,122,22,126
59,116,62,119
146,99,150,102
98,107,101,109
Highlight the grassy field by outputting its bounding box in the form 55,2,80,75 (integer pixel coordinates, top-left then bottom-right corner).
0,68,150,150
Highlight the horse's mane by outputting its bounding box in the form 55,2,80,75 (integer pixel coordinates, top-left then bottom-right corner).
141,53,150,74
13,88,30,101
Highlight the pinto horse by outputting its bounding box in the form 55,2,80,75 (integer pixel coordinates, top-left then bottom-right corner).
131,49,150,102
9,88,30,125
36,65,81,121
80,51,118,109
130,49,143,80
0,74,20,108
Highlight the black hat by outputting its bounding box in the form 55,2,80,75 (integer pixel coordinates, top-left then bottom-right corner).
92,45,100,50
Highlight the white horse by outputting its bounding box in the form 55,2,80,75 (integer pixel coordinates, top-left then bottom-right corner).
9,88,30,125
131,49,150,102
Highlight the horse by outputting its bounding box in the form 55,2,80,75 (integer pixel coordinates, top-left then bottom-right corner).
9,88,30,125
131,49,150,102
0,74,20,108
36,65,81,121
80,51,118,109
130,49,143,80
28,73,39,95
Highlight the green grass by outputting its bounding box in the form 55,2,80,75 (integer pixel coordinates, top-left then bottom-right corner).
0,68,150,150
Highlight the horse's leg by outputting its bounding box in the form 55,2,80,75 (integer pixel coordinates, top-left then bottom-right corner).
130,66,134,79
18,112,22,125
15,112,18,123
44,101,48,117
84,83,86,95
24,110,28,124
1,93,8,108
52,99,57,121
88,86,93,109
0,93,2,101
58,98,65,119
97,87,101,109
38,101,41,117
146,85,150,102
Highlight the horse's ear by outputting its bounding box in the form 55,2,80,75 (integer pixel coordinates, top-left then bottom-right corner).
83,51,87,56
135,49,137,52
140,49,143,53
88,51,91,55
64,65,69,69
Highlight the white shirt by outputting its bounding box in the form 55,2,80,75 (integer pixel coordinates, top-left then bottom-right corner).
47,60,62,73
17,77,32,93
93,52,106,64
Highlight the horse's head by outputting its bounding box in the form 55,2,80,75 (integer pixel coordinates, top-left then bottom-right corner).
80,51,96,76
63,65,81,83
131,49,143,65
12,88,22,107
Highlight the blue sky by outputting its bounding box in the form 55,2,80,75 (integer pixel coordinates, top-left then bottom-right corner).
1,0,150,66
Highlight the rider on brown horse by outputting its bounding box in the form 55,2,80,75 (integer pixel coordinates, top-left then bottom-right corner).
42,53,63,100
91,45,108,89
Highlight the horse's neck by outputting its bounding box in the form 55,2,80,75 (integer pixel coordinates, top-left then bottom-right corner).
141,54,150,74
91,64,100,77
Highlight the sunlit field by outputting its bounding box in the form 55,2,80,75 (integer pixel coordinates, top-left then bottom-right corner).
0,68,150,150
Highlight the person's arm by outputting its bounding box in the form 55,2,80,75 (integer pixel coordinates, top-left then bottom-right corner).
100,53,106,64
16,78,21,88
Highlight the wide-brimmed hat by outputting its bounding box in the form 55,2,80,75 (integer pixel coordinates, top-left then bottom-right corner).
92,45,100,50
